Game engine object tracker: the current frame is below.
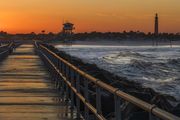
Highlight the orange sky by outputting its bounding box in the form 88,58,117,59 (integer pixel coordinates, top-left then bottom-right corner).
0,0,180,34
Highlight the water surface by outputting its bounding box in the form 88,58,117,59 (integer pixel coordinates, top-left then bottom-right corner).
56,45,180,100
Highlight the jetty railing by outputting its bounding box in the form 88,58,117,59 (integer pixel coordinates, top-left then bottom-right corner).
35,42,180,120
0,42,14,60
0,45,9,50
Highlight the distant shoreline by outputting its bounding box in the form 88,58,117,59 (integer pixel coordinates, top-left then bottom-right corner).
50,39,180,46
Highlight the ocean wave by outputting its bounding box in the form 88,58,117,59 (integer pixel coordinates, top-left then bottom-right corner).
102,51,152,65
58,45,180,100
130,58,180,70
104,51,147,59
167,58,180,66
130,59,153,69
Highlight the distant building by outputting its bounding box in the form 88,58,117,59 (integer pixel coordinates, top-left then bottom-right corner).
154,13,159,35
62,22,75,37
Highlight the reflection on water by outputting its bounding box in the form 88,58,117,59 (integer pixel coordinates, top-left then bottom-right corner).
56,45,180,100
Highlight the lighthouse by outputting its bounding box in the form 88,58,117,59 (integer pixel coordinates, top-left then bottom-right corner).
154,13,159,36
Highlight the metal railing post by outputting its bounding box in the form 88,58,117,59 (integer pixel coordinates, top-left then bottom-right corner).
65,65,69,101
70,70,75,109
76,73,81,119
114,94,122,120
66,65,69,80
59,61,62,72
62,62,65,75
54,73,58,88
55,60,60,89
65,84,69,101
149,107,160,120
61,79,65,100
84,78,89,120
70,69,75,119
96,85,102,115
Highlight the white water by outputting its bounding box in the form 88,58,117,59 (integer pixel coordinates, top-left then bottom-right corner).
56,45,180,100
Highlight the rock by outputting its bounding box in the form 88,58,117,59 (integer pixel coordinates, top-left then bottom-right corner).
42,43,180,119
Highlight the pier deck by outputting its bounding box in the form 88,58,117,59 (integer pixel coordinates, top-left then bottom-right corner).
0,44,72,120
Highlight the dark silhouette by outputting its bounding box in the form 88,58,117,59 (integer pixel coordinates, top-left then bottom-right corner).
154,13,159,36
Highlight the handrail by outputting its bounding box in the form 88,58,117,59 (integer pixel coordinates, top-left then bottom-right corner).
0,44,9,50
36,42,180,120
0,45,7,48
0,42,14,59
0,43,14,49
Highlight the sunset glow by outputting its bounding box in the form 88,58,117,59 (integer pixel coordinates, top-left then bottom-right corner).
0,0,180,33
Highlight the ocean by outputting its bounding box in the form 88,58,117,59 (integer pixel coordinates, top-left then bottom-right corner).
56,45,180,101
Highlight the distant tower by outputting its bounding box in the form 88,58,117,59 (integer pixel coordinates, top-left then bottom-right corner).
62,22,75,37
154,13,159,36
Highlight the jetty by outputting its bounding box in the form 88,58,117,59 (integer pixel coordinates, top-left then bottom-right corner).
0,41,179,120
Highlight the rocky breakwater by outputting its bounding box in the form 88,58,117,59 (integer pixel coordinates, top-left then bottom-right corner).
42,43,180,120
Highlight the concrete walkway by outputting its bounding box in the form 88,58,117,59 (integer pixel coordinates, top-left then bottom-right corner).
0,44,73,120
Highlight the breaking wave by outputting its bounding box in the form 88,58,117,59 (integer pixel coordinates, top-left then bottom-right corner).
57,45,180,100
103,51,148,59
130,59,153,69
